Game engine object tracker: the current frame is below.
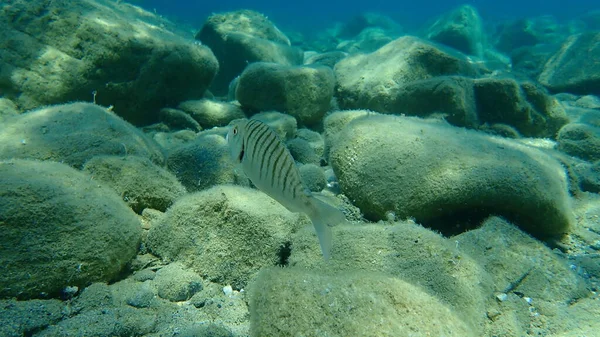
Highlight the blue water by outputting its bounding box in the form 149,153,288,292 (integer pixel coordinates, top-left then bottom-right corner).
138,0,600,32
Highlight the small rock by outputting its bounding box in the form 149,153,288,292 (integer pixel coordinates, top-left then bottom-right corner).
222,285,233,297
496,293,508,302
178,99,245,128
159,108,202,131
126,284,155,308
133,269,156,282
299,164,327,192
154,263,204,302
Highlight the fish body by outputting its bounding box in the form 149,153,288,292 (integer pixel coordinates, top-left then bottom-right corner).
226,119,345,259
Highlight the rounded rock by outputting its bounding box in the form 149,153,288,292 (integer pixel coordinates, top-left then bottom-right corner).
0,160,142,299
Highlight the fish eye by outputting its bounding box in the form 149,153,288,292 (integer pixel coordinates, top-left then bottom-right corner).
233,127,238,135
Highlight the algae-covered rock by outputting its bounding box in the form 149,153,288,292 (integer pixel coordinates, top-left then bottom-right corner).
196,10,303,95
0,0,218,125
334,36,478,111
0,98,19,122
334,74,568,138
539,32,600,95
35,306,157,337
296,128,325,158
158,108,202,132
289,221,490,332
166,134,243,192
0,299,65,337
557,110,600,162
304,51,348,68
327,113,573,236
510,44,558,80
474,78,569,138
579,161,600,193
494,16,564,53
375,76,479,127
178,99,245,129
426,5,484,56
0,160,142,299
83,155,186,213
249,111,298,140
454,217,588,303
152,130,198,153
298,164,327,192
153,262,203,302
147,185,307,289
495,19,541,52
287,138,320,165
0,102,165,168
236,62,335,126
249,267,474,337
323,110,373,160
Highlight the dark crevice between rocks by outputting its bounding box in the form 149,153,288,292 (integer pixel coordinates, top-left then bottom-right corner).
277,241,292,267
420,208,493,237
422,209,568,250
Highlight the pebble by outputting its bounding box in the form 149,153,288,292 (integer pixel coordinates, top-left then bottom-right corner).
222,285,233,297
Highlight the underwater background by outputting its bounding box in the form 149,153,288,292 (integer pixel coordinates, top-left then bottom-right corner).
1,0,600,336
139,0,600,32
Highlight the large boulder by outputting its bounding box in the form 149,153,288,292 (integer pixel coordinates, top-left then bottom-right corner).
370,76,479,127
249,268,474,337
289,221,491,332
473,78,569,138
425,5,484,56
196,10,303,95
0,160,142,299
346,75,568,138
334,36,478,111
0,102,165,168
236,62,335,126
454,217,588,303
287,217,589,337
539,32,600,95
495,16,565,53
147,185,307,289
327,112,574,237
0,0,218,125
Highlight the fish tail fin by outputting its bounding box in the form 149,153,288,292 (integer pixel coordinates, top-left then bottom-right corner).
307,196,347,261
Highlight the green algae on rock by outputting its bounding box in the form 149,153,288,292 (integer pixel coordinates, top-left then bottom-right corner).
0,159,142,300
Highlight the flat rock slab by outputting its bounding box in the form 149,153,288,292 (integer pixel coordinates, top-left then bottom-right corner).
539,32,600,95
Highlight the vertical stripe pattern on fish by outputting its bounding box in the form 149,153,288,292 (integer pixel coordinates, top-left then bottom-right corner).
227,119,346,260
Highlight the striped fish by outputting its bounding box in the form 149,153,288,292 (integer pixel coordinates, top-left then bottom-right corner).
226,118,346,260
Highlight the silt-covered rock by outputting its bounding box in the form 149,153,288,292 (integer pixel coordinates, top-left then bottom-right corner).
327,112,573,237
0,160,141,299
